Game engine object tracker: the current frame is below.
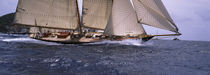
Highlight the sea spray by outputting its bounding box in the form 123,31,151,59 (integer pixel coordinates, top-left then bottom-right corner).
2,38,34,42
86,39,147,46
1,34,61,45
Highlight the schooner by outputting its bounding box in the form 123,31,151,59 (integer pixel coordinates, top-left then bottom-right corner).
14,0,181,44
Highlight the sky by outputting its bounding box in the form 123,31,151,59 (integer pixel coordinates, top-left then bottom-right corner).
0,0,210,41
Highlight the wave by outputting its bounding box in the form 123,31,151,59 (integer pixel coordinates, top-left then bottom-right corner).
2,37,33,42
0,33,61,45
0,33,8,36
87,39,145,46
2,37,61,45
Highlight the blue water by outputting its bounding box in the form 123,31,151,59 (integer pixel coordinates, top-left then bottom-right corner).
0,33,210,75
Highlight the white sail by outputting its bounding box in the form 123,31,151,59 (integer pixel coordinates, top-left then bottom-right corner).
104,0,146,36
82,0,113,30
132,0,179,33
15,0,79,30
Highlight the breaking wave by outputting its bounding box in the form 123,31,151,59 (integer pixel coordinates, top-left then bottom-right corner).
87,39,145,46
2,37,61,45
0,33,61,45
2,37,34,42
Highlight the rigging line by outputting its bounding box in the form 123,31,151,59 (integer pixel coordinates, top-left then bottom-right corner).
137,0,178,31
151,33,181,37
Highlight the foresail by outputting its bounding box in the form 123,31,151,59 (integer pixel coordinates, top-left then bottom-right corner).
82,0,113,30
15,0,79,30
104,0,146,36
132,0,179,33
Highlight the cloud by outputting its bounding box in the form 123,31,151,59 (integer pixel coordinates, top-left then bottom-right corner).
162,0,210,41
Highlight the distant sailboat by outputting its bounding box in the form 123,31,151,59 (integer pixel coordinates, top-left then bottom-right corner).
14,0,181,44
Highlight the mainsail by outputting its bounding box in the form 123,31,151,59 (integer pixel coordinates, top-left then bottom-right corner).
82,0,113,30
104,0,146,36
15,0,79,30
132,0,179,33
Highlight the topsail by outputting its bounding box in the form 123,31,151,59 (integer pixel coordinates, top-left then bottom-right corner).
82,0,113,30
15,0,79,30
132,0,179,33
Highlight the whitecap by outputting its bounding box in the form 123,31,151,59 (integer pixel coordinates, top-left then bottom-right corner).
2,37,61,45
2,38,34,42
87,39,144,46
0,33,9,36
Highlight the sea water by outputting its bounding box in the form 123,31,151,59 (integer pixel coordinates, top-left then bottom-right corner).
0,33,210,75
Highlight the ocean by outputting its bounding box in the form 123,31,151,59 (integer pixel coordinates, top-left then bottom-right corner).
0,33,210,75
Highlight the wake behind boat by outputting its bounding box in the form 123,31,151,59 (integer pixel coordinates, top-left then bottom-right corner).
14,0,181,44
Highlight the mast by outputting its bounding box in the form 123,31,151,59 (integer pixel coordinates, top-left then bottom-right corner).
76,0,82,35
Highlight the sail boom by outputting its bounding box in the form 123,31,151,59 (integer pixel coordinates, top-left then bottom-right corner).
14,23,77,30
83,26,105,30
151,33,182,37
142,33,181,39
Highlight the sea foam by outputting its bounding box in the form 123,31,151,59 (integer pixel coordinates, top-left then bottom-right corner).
2,37,61,45
87,39,145,46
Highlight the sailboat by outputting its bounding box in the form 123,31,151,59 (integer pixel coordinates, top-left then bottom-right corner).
14,0,181,44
